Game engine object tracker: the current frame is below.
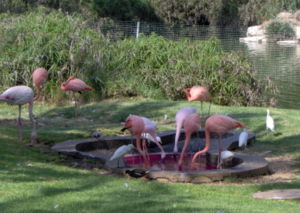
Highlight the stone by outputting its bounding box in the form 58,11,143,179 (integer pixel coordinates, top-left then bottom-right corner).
246,25,265,37
253,189,300,200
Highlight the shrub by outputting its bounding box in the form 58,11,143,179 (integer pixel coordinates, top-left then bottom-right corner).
266,20,295,41
0,7,109,102
103,34,266,106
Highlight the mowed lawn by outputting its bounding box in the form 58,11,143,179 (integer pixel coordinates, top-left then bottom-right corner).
0,98,299,213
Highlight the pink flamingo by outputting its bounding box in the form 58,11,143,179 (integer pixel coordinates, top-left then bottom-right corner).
173,106,197,154
183,85,211,115
32,68,48,101
140,116,166,159
121,115,150,168
178,113,201,167
0,85,37,144
60,76,93,115
191,114,246,169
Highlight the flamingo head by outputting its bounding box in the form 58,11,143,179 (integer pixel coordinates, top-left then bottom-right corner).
183,88,191,99
122,115,144,135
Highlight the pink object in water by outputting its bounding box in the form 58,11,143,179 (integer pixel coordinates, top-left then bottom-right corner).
124,153,215,172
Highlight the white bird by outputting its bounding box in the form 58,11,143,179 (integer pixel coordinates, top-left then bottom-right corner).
141,132,162,144
173,106,197,153
0,85,37,144
221,150,234,160
109,144,135,161
266,109,275,132
140,116,166,159
238,128,248,148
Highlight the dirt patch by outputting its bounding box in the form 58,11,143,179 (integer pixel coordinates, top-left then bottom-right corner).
213,151,300,185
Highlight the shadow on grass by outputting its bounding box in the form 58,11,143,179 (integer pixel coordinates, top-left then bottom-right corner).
40,100,178,122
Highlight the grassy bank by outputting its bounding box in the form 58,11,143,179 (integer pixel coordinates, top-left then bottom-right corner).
0,98,299,212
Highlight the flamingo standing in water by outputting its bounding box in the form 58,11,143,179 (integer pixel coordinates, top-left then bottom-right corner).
32,68,48,101
191,114,246,169
183,85,211,116
60,76,93,115
0,85,37,144
121,115,150,168
178,113,201,167
173,106,197,154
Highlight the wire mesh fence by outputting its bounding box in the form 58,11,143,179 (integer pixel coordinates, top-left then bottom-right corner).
97,21,247,42
96,21,300,109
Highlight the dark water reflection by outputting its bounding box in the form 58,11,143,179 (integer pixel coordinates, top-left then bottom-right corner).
218,30,300,109
159,25,300,109
238,42,300,109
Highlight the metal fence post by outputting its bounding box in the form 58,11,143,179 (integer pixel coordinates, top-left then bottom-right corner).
136,21,140,39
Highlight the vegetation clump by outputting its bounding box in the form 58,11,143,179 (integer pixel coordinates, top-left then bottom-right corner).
266,20,296,41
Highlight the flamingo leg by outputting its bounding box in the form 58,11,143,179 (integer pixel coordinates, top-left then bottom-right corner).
217,135,223,169
73,92,77,117
178,134,190,167
136,135,149,169
148,132,166,159
28,102,37,145
201,102,203,114
18,105,23,143
207,101,212,117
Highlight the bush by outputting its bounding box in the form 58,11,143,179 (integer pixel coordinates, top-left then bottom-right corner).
103,34,266,106
266,20,295,41
0,7,109,102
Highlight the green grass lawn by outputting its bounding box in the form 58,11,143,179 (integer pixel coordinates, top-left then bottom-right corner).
0,98,299,213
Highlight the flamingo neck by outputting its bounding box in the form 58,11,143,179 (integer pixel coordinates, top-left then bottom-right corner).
203,128,211,152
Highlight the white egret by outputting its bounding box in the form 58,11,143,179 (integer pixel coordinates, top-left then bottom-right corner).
266,109,275,132
221,150,234,160
238,128,248,149
109,144,135,162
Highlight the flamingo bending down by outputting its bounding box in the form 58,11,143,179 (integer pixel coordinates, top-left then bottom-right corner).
173,106,197,154
266,109,275,132
183,85,211,116
178,113,201,167
121,115,149,168
60,76,93,115
0,86,37,144
32,68,48,101
191,114,246,169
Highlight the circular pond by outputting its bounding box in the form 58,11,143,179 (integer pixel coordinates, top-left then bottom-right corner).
52,129,269,183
